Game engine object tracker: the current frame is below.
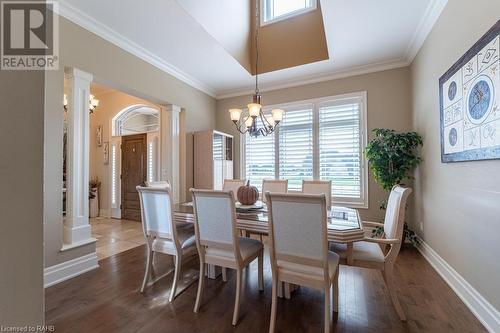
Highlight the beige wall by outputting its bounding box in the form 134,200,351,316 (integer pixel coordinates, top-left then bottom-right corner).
44,16,216,267
216,67,412,221
410,0,500,311
252,0,328,74
88,89,161,214
0,68,44,324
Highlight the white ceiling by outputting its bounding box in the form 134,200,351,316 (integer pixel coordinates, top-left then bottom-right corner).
59,0,447,99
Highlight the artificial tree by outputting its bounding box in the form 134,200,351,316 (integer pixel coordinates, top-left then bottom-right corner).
364,129,423,246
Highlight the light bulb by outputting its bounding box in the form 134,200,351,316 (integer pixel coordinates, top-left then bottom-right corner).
229,108,242,122
247,103,261,117
272,109,284,122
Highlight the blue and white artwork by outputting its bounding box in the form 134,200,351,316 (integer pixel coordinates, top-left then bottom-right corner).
440,20,500,162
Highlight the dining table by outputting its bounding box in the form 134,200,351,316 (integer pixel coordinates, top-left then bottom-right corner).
172,201,365,278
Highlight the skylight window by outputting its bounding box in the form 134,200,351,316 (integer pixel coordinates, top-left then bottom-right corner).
262,0,316,25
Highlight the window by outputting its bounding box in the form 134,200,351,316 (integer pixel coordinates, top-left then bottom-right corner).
241,92,368,207
262,0,316,25
112,105,159,136
244,132,275,193
279,105,313,191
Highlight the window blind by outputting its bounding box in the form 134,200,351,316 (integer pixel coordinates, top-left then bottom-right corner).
245,132,275,192
319,100,362,199
278,106,313,191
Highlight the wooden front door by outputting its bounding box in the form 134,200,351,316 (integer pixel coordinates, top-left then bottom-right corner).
121,134,147,221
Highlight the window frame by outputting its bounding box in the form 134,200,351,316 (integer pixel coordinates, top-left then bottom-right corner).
240,91,368,209
260,0,317,27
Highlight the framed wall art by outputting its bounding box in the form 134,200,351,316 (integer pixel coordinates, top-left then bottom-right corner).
439,20,499,162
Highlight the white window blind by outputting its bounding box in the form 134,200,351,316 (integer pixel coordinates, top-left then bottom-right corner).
278,106,313,191
319,99,362,201
244,132,275,192
242,92,367,207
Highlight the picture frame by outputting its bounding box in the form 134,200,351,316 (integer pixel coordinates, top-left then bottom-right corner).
103,142,109,165
439,20,500,163
96,125,103,147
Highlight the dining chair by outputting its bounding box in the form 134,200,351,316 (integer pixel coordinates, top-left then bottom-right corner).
331,185,412,321
190,189,264,326
145,180,170,188
223,179,245,199
136,186,197,302
302,180,332,208
262,179,288,203
265,192,339,333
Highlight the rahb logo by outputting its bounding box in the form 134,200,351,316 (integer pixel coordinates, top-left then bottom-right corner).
1,1,59,70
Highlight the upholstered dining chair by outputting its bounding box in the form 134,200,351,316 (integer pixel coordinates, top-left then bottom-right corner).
331,185,412,321
302,180,332,208
145,180,170,188
265,192,340,333
190,189,264,326
223,179,245,200
136,186,197,302
262,179,288,204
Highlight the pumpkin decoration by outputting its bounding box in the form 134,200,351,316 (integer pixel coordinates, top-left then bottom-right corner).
237,180,259,205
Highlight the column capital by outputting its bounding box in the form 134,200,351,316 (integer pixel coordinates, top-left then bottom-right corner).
64,67,93,82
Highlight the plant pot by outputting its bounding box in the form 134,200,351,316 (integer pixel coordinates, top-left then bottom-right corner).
89,188,99,218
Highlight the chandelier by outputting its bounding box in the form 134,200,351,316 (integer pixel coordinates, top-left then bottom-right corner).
63,94,100,114
228,0,284,137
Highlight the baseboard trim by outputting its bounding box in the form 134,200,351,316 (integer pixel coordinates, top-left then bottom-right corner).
44,253,99,288
416,238,500,333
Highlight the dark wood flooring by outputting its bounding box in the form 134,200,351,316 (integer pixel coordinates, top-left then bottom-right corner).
45,243,486,333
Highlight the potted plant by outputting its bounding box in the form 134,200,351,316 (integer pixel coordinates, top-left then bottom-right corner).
89,179,101,218
364,129,423,247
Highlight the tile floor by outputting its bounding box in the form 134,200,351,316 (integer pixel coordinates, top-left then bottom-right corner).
90,217,145,260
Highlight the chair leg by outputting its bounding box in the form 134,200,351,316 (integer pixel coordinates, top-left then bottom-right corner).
258,251,264,291
324,285,332,333
194,259,206,313
284,283,291,299
269,275,278,333
232,268,243,326
140,250,153,293
169,254,182,303
222,267,228,282
333,269,339,313
382,266,406,321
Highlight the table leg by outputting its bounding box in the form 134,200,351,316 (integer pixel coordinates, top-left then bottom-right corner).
346,242,354,266
206,264,221,279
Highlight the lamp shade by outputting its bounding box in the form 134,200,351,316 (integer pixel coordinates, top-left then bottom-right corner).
247,103,261,117
265,115,275,126
229,108,242,121
245,116,254,128
271,109,284,122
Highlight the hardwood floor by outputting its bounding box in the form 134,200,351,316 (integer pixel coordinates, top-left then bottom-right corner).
45,243,486,333
90,217,145,260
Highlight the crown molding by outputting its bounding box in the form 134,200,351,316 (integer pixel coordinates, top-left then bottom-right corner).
405,0,448,63
58,1,217,98
216,57,409,99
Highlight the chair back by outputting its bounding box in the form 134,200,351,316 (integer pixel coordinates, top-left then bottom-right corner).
266,192,329,276
136,186,176,242
190,189,239,258
145,180,170,188
383,185,413,240
302,180,332,208
262,179,288,203
223,179,245,199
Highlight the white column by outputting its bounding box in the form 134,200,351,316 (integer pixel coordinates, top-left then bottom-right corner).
63,68,95,248
160,105,181,203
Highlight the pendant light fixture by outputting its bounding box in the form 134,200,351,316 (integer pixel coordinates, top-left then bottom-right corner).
228,0,284,137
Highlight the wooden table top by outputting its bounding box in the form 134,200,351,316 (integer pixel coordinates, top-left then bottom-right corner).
173,202,365,244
